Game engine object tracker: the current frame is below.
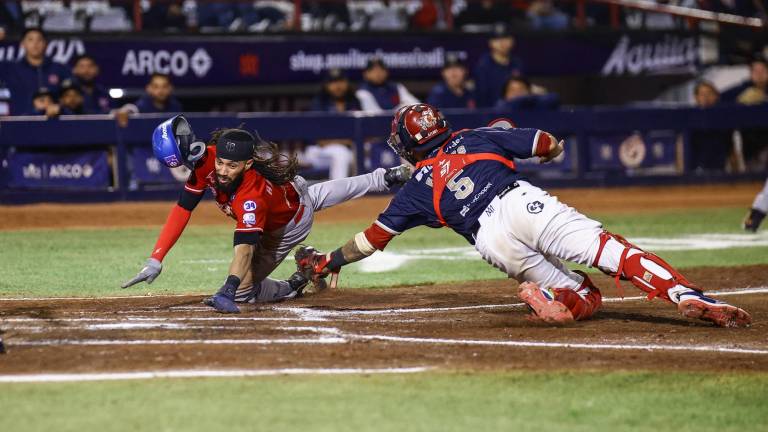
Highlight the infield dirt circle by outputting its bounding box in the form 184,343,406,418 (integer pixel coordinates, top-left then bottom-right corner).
1,183,767,376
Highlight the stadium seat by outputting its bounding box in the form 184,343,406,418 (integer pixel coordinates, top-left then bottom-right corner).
42,10,86,33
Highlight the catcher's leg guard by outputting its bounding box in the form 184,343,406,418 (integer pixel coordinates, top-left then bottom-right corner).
518,281,574,324
552,271,602,321
592,231,700,302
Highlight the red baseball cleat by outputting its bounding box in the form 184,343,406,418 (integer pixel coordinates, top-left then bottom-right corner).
677,292,752,328
518,281,574,324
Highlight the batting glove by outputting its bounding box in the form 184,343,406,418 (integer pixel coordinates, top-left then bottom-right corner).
121,258,163,288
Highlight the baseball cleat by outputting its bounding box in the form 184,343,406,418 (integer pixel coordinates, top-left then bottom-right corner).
383,164,413,187
518,281,574,324
677,292,751,328
743,208,766,232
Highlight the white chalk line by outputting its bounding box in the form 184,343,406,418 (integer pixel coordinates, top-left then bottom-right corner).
8,332,768,357
274,286,768,318
0,367,432,384
351,334,768,355
12,337,348,347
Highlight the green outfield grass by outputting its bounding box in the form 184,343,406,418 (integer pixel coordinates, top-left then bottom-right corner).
0,207,766,297
1,371,766,432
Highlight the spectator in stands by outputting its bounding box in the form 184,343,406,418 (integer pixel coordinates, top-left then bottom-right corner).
454,0,525,29
58,79,85,115
473,24,524,108
305,68,359,180
143,1,188,31
26,87,56,116
305,0,351,31
527,0,570,30
0,2,22,37
5,28,70,115
411,0,439,30
356,57,419,113
495,76,560,110
427,54,476,109
721,58,768,104
689,80,733,172
133,73,183,113
71,54,113,114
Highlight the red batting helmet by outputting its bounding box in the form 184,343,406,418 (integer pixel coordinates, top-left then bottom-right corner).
387,103,452,164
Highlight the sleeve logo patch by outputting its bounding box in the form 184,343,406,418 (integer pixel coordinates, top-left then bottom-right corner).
243,200,257,212
243,212,256,226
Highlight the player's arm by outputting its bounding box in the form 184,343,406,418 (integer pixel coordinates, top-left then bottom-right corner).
121,189,203,288
485,127,564,163
302,222,395,275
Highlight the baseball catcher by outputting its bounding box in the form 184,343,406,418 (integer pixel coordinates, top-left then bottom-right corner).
296,103,752,327
122,115,410,313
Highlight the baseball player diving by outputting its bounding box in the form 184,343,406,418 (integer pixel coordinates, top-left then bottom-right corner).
296,103,753,327
122,115,410,313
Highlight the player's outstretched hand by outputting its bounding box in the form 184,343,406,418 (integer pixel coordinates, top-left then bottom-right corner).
121,258,163,288
540,138,564,164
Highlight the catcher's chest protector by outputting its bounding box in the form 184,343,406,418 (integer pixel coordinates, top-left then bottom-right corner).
416,146,517,226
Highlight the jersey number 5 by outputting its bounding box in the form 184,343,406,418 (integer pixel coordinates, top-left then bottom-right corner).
447,170,474,200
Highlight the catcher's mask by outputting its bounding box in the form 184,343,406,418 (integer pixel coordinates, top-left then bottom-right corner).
387,103,451,165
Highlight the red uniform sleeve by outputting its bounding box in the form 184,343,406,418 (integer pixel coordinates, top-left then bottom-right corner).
150,204,192,262
363,223,396,251
232,195,267,233
533,130,553,157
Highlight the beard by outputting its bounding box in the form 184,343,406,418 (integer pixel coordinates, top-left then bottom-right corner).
214,171,245,195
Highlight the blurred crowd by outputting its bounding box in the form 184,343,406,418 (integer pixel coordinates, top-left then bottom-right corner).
1,0,766,35
1,23,766,178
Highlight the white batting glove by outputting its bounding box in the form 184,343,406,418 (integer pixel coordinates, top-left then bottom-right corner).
121,258,163,288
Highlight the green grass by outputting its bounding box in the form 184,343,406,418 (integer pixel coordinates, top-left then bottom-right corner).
0,207,766,297
1,371,766,432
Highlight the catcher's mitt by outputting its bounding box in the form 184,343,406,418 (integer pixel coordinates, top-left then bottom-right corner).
294,245,339,293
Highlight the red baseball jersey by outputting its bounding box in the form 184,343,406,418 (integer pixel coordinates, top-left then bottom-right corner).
184,146,301,233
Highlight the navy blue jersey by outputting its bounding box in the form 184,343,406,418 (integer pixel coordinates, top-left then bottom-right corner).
77,82,114,114
426,82,476,109
472,53,524,108
357,81,400,110
134,94,183,113
5,57,71,115
376,127,542,243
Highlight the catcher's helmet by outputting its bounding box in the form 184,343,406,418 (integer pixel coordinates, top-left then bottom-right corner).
152,115,206,169
387,103,451,164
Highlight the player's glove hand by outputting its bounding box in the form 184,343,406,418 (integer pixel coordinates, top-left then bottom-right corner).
121,258,163,288
295,245,336,292
539,137,564,164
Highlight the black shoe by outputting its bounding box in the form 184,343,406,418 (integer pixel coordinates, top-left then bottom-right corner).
286,271,310,297
743,208,766,232
384,164,412,187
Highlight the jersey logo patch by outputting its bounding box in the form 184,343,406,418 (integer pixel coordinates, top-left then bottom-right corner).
243,200,257,211
527,201,544,214
243,212,256,226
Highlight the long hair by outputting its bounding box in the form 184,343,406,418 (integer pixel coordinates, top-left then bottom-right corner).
208,127,299,185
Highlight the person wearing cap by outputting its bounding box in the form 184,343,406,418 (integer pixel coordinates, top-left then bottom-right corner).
306,68,360,179
123,116,413,313
4,28,70,115
57,79,85,115
472,23,524,108
72,54,114,114
25,86,55,116
355,57,419,113
427,54,476,110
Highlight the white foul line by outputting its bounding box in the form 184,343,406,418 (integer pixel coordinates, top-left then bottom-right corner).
11,337,348,347
0,367,432,383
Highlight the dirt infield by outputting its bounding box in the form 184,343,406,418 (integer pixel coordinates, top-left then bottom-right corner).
0,182,763,230
1,268,766,378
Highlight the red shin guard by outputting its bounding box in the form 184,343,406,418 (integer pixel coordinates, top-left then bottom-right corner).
592,231,700,302
552,272,602,320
